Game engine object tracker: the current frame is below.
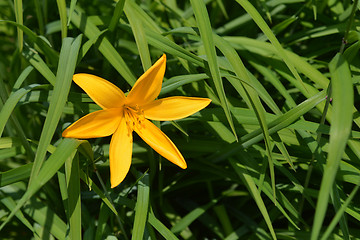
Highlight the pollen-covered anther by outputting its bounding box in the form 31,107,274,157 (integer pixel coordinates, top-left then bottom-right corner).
124,105,145,132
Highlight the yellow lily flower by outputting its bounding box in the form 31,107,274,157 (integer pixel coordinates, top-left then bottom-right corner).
63,54,211,188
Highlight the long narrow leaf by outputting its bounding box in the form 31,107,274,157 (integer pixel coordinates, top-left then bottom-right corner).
28,36,82,185
311,54,353,240
190,0,237,140
132,174,150,240
0,138,86,230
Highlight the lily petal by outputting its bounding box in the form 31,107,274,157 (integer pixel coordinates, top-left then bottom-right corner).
109,117,133,188
126,54,166,106
62,108,122,138
135,119,187,169
143,96,211,121
73,74,126,109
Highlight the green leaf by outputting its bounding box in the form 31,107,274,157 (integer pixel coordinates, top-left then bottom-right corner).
311,54,354,240
71,6,136,86
65,153,82,240
56,0,67,38
125,4,152,71
190,0,237,141
235,0,305,89
28,35,82,185
0,138,86,231
230,158,277,239
14,0,23,51
0,84,49,137
0,162,32,187
132,174,150,240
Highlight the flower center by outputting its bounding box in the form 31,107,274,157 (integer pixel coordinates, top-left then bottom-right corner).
124,105,145,133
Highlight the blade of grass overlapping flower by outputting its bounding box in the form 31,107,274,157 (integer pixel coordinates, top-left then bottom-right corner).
190,0,237,140
311,54,353,240
125,5,152,71
132,174,150,240
71,6,136,85
0,138,85,231
214,34,276,199
65,154,81,240
229,158,277,239
56,0,67,39
28,36,81,185
235,0,305,89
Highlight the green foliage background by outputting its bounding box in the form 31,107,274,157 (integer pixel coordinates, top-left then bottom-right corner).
1,0,360,239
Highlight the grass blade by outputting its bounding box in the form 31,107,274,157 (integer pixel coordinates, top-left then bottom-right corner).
71,7,136,85
56,0,67,39
311,54,353,239
148,210,179,240
125,5,152,71
0,84,48,137
230,158,277,239
28,35,82,185
0,138,86,231
108,0,125,32
190,0,237,140
65,154,82,240
132,174,150,240
235,0,305,89
14,0,23,52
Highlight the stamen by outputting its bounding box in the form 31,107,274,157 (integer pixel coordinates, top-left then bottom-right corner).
124,105,145,132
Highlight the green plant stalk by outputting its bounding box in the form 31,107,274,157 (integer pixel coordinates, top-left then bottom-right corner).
14,0,23,52
56,0,67,39
339,0,359,54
